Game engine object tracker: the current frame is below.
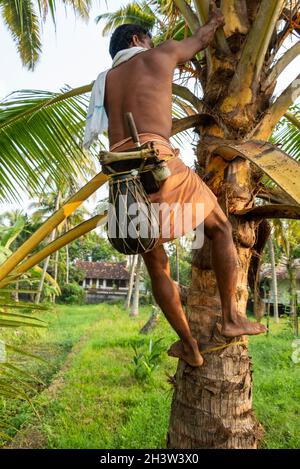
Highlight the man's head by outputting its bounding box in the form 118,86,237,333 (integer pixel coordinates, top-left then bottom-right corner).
109,24,154,59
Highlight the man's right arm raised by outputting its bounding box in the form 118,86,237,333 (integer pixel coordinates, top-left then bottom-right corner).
160,4,225,65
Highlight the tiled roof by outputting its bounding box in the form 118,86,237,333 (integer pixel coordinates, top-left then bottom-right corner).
75,260,129,280
260,259,300,281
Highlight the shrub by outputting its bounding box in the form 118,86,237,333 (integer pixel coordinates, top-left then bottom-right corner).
130,337,165,382
57,283,86,305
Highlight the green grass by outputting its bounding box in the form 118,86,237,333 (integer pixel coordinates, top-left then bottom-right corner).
38,305,176,449
249,322,300,449
0,304,110,441
0,304,299,448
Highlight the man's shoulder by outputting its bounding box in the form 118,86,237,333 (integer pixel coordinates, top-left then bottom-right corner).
150,39,177,55
141,40,178,67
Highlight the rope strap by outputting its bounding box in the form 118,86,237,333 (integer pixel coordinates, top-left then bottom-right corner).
106,154,175,179
200,340,246,355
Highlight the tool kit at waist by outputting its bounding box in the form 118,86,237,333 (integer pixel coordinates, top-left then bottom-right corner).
99,141,174,193
98,113,174,255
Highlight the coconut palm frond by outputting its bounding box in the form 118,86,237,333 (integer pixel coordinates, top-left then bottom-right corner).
0,281,49,436
96,1,156,36
0,312,46,328
273,123,300,160
171,94,195,147
0,0,42,70
63,0,92,19
32,265,61,295
155,0,184,18
35,0,92,23
0,87,93,202
261,106,300,190
272,110,300,161
0,0,94,69
0,218,25,250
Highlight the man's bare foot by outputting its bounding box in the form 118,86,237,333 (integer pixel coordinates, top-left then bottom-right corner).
167,339,204,367
221,316,267,338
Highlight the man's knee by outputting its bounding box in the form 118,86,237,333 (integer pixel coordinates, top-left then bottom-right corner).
217,218,232,238
204,207,232,240
142,245,169,273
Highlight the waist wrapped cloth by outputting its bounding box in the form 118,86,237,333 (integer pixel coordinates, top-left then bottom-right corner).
109,133,217,246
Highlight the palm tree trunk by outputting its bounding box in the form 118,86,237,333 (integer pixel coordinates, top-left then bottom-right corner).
35,255,50,304
125,255,137,310
289,265,298,336
66,244,69,284
35,229,56,304
12,280,19,302
268,237,279,323
65,219,70,284
168,146,264,448
130,255,142,317
35,192,60,304
175,240,180,284
52,249,59,303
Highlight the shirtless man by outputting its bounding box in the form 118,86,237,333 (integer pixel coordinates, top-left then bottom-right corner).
104,4,266,367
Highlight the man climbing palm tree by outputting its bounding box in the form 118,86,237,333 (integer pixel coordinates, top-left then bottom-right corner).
85,2,266,367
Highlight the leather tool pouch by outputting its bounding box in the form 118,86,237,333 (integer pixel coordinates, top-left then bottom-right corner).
108,158,160,194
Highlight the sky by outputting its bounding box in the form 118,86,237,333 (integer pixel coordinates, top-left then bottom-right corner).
0,1,299,214
0,2,121,97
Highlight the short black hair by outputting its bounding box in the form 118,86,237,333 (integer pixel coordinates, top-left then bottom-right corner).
109,24,152,59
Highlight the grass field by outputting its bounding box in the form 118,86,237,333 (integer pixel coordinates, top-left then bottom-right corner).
0,304,299,449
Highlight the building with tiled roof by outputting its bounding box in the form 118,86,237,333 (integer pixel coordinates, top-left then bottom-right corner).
260,258,300,307
75,260,130,302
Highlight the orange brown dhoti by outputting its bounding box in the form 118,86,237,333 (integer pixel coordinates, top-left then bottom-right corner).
110,133,217,245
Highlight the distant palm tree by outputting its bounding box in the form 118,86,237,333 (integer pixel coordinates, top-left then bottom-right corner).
268,236,279,323
96,2,157,34
0,0,92,70
125,254,137,310
130,254,142,317
30,174,91,303
272,218,300,335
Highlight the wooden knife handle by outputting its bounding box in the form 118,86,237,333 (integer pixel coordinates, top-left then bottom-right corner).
125,112,141,148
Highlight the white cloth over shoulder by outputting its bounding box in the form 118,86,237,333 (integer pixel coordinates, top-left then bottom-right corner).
83,47,148,149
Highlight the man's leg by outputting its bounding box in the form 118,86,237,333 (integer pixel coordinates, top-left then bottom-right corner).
142,244,203,366
204,203,266,336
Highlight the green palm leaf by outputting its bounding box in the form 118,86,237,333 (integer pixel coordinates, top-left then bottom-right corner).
272,108,300,161
0,87,94,202
96,2,157,35
0,0,93,69
63,0,91,19
0,0,42,70
0,362,46,385
0,217,25,249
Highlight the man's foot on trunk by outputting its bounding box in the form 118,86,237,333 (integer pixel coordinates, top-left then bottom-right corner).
221,316,267,338
167,339,203,367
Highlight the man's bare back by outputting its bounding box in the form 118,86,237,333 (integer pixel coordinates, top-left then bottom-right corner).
104,45,176,146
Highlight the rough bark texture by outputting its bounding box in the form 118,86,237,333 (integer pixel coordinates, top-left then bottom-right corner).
168,142,264,448
139,306,160,334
